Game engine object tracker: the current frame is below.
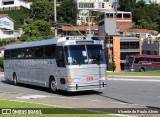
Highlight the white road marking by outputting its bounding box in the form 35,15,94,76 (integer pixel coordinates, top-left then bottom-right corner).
88,99,103,102
16,95,50,99
109,78,160,82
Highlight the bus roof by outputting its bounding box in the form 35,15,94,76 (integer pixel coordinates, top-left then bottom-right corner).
5,38,59,50
129,54,160,58
5,36,100,50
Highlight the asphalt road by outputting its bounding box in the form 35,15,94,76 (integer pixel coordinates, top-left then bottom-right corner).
0,74,160,109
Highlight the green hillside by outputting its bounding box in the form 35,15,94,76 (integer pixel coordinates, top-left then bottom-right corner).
0,6,30,29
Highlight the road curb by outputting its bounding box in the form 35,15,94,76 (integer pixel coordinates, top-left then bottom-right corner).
108,75,160,78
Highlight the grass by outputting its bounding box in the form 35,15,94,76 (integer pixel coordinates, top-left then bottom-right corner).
107,70,160,76
0,100,118,117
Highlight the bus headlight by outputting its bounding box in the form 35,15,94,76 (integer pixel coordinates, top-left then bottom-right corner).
73,78,80,83
106,75,108,80
67,77,72,84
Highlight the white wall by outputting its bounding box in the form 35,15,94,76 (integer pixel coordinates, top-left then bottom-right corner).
0,0,32,9
0,16,14,39
0,16,14,30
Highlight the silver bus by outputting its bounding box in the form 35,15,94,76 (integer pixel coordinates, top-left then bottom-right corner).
4,36,107,92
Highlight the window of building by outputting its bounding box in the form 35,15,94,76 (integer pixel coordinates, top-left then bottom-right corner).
120,42,139,49
104,0,109,2
3,1,14,5
123,14,131,18
117,13,122,18
102,3,104,8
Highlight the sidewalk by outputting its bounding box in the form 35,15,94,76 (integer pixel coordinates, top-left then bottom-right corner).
1,92,159,116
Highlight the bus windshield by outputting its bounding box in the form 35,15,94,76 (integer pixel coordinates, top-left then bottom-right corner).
64,45,105,65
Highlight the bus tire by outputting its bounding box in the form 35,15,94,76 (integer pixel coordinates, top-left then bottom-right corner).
140,68,145,72
13,73,18,86
49,77,58,93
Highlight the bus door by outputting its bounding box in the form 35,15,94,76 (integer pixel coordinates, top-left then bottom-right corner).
56,46,66,90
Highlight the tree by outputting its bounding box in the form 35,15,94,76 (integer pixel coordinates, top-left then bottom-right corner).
57,0,78,25
118,0,137,12
30,0,54,22
133,4,160,30
118,0,160,31
20,19,52,41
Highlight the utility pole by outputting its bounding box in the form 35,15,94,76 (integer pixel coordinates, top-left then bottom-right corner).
88,9,91,38
54,0,57,37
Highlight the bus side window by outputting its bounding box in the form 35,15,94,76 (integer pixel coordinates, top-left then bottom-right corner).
18,49,25,58
134,58,139,64
35,46,44,58
11,49,18,59
154,58,160,62
4,50,11,59
56,46,65,67
24,48,34,58
44,45,56,58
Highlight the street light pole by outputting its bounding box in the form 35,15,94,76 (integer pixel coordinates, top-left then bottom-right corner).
54,0,57,37
88,9,91,38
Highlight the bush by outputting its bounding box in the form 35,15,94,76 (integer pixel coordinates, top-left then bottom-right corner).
108,62,113,71
0,57,4,72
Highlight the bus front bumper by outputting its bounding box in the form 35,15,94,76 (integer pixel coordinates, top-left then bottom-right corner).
66,82,107,92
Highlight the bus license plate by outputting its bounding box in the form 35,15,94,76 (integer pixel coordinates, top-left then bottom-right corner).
86,77,93,81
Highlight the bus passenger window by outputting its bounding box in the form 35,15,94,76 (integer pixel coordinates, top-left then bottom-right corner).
24,48,34,58
134,58,139,64
4,50,10,59
35,47,44,58
11,49,18,58
44,45,56,58
18,49,25,58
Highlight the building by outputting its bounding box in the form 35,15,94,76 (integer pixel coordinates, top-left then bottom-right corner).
77,0,114,25
98,11,134,71
0,0,32,10
0,14,15,39
77,0,114,10
142,33,160,55
61,25,98,37
120,36,140,69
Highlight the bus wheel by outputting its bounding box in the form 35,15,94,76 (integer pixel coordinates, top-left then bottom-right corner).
49,78,58,93
13,73,18,86
140,68,145,72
